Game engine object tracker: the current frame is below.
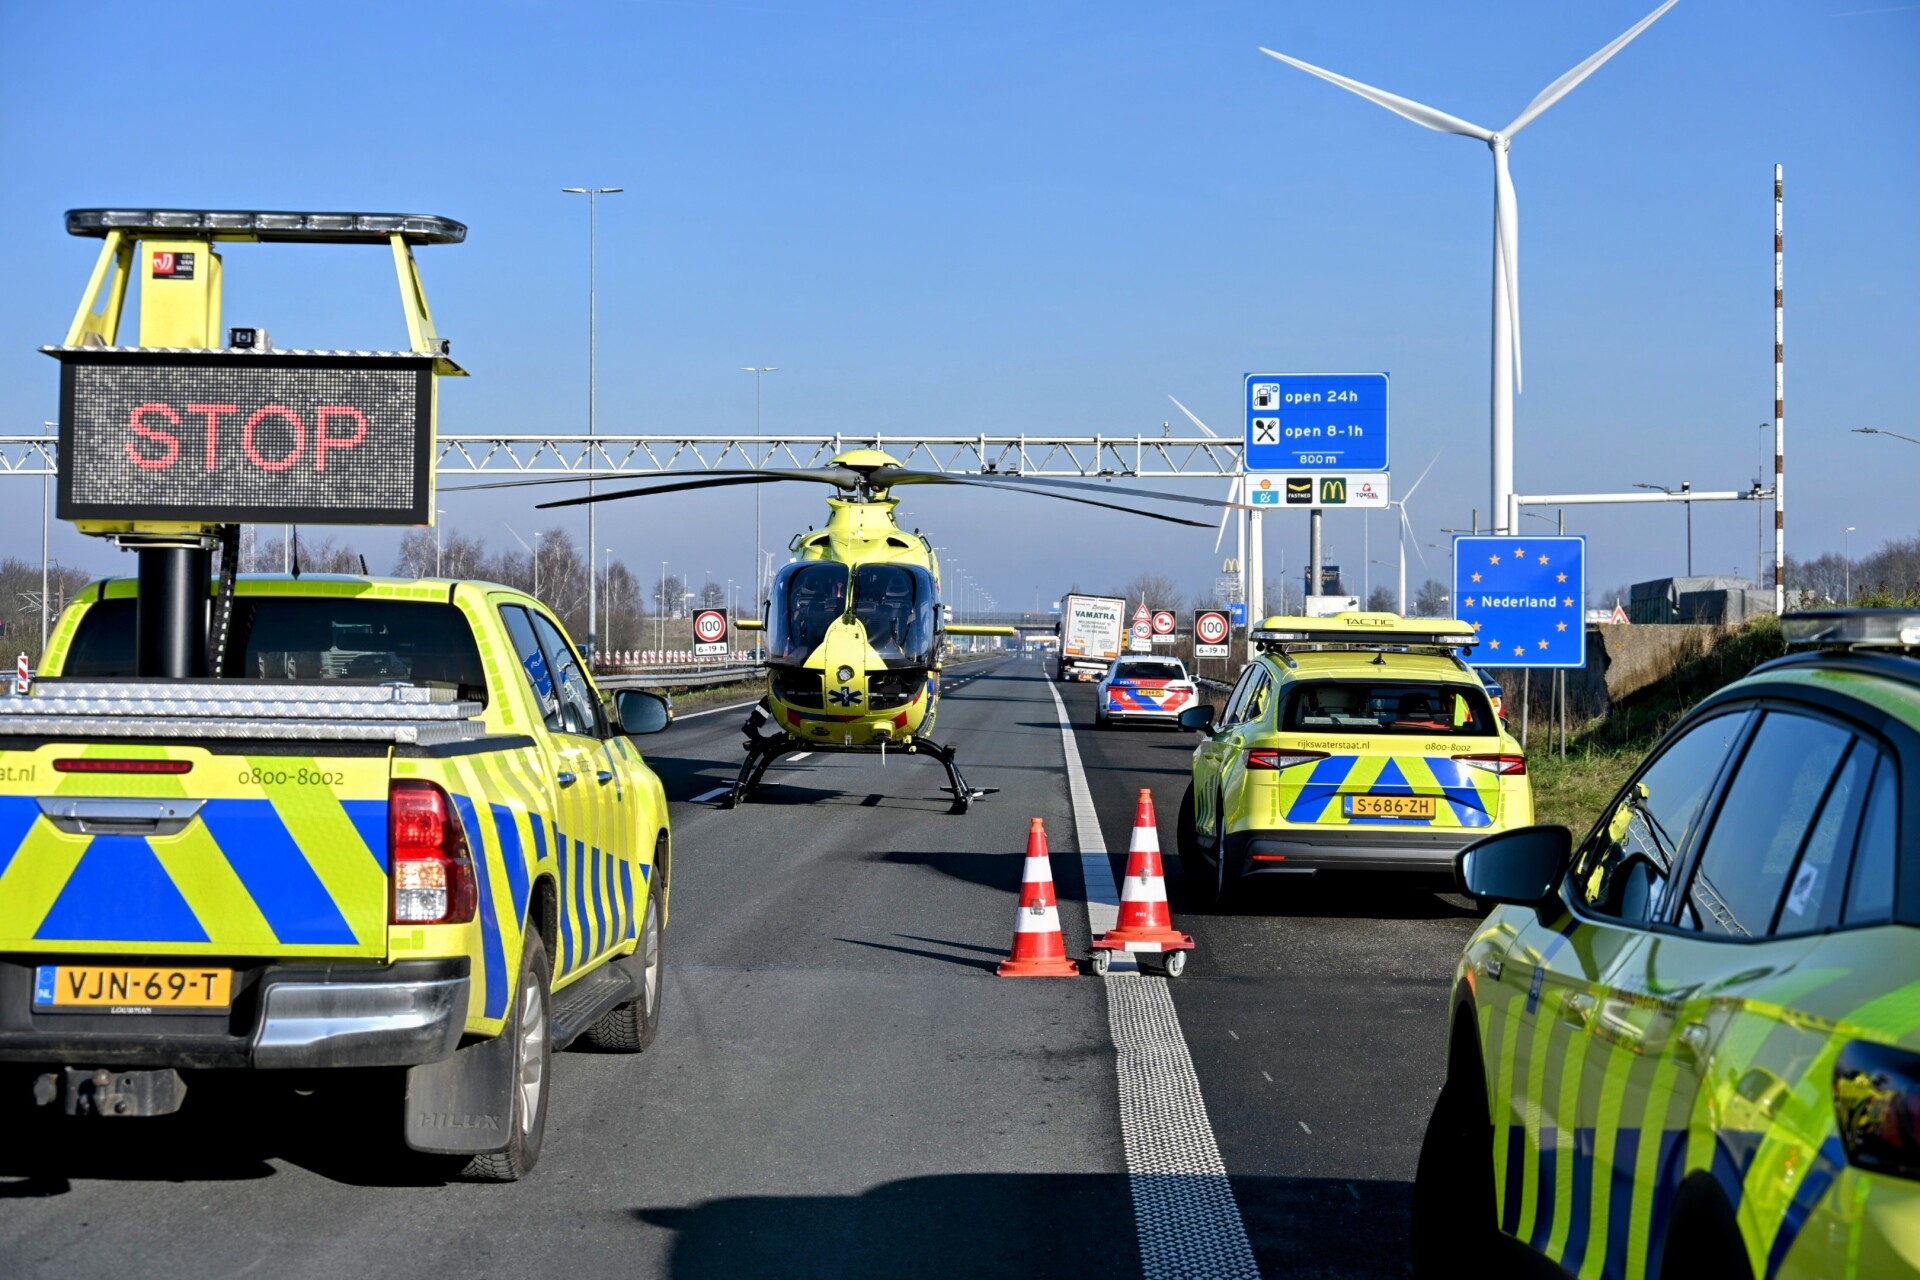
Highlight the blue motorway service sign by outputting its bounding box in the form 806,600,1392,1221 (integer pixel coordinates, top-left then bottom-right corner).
1229,603,1248,627
1452,535,1586,669
1245,373,1388,473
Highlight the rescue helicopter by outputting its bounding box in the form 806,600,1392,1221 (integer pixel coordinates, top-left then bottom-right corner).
457,449,1243,813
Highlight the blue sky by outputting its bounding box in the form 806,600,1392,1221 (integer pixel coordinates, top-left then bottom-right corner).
1,0,1914,609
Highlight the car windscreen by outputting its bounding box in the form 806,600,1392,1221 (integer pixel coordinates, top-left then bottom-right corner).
61,595,488,704
1113,661,1186,681
767,561,850,666
1279,679,1494,737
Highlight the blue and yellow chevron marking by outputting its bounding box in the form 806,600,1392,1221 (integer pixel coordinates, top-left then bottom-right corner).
1278,754,1497,828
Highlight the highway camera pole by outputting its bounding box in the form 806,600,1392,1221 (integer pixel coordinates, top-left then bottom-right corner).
1773,165,1786,615
564,185,623,664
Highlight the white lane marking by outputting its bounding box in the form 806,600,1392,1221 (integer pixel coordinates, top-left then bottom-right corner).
1044,680,1259,1280
1227,1029,1240,1041
1299,1120,1312,1135
1261,1071,1274,1083
675,700,760,720
787,752,812,762
690,787,731,803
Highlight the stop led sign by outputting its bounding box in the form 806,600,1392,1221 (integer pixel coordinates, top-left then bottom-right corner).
49,349,435,525
1194,611,1229,645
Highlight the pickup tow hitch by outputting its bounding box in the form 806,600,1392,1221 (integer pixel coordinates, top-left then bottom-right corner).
34,1067,188,1117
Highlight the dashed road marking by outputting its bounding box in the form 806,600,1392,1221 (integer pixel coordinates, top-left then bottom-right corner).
1261,1071,1274,1083
1299,1121,1312,1135
689,786,731,803
675,700,761,720
1045,679,1259,1280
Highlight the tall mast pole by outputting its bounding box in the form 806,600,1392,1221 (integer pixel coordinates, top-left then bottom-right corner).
1773,165,1786,615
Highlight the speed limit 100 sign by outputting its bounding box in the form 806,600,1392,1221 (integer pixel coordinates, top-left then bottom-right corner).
1193,609,1230,658
693,609,729,655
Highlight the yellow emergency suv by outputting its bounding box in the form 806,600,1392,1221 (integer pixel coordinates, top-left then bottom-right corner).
1175,613,1530,908
0,574,673,1180
1416,610,1920,1279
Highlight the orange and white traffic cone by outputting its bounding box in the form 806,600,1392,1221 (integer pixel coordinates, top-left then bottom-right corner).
1092,789,1195,976
997,818,1080,978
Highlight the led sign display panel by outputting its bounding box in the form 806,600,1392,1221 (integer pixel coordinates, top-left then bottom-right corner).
52,351,435,525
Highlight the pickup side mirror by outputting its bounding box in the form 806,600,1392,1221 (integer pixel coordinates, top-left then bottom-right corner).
617,689,672,736
1457,825,1572,907
1178,704,1215,733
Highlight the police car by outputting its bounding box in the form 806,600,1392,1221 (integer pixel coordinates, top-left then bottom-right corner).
1414,610,1920,1279
1174,613,1528,907
1094,656,1198,730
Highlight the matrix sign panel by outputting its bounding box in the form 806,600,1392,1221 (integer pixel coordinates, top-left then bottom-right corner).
1451,535,1587,669
53,351,435,525
1244,373,1388,473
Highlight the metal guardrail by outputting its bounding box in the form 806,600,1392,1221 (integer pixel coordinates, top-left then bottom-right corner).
598,664,762,691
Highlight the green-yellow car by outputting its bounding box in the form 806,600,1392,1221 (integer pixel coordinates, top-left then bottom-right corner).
1415,609,1920,1279
1176,612,1531,907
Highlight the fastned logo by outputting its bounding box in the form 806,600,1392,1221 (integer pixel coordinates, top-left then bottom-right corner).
1284,478,1313,504
1319,478,1347,505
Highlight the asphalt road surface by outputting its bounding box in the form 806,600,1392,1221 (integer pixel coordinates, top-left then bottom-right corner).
0,653,1479,1280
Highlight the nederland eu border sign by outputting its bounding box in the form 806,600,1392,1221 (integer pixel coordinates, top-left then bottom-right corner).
1451,535,1586,670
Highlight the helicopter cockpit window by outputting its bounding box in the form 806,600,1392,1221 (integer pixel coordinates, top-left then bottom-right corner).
851,564,937,668
768,562,850,665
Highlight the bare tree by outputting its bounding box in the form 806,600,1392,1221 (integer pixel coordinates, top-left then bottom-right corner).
699,581,725,609
1366,585,1395,613
1413,578,1450,617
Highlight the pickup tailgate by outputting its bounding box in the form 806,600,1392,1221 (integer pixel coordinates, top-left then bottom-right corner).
0,681,483,960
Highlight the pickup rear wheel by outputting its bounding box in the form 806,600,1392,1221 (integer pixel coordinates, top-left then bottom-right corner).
462,929,552,1181
583,890,664,1053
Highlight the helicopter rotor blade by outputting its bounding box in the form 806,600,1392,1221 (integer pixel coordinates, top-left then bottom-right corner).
871,467,1252,512
872,471,1213,527
535,474,794,509
443,466,860,496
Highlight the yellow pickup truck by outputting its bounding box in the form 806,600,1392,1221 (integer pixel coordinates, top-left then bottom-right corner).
0,573,673,1180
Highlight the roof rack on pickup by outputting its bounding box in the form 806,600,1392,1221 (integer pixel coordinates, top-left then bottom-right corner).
1251,612,1478,656
0,681,487,746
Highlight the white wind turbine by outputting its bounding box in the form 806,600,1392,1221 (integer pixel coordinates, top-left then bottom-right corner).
1394,454,1440,615
1260,1,1678,535
1167,395,1242,556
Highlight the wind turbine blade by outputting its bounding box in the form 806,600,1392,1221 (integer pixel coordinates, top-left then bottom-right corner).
1259,48,1495,141
1167,394,1216,438
1401,452,1441,503
1494,144,1522,392
1399,507,1428,570
1502,0,1680,137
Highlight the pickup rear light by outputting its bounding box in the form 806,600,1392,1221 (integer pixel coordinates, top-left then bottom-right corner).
54,758,192,774
389,780,476,925
1247,749,1329,772
1834,1041,1920,1181
1454,754,1528,776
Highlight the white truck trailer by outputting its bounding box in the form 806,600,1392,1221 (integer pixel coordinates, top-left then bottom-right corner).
1055,593,1126,681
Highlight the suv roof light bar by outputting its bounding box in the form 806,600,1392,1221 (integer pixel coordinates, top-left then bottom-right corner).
1250,613,1478,651
65,209,467,245
1782,610,1920,652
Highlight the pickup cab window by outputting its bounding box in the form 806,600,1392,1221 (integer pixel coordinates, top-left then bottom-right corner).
63,595,487,703
528,610,606,738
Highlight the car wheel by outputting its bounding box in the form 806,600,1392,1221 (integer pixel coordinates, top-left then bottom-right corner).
583,890,664,1053
1658,1175,1754,1280
461,929,552,1182
1179,784,1227,911
1410,1023,1497,1275
1094,707,1109,730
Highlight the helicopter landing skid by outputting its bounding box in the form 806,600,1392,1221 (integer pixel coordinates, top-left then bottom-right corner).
723,730,995,815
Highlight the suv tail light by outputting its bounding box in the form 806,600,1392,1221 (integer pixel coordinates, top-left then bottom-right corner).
1247,749,1329,772
389,780,477,924
1834,1040,1920,1181
1454,754,1528,776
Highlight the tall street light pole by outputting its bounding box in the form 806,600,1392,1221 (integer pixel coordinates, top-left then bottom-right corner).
741,367,779,607
1852,427,1920,446
506,525,542,601
563,185,623,664
435,507,447,576
1635,481,1694,575
1845,526,1856,602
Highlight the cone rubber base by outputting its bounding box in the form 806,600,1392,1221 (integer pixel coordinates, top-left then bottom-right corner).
997,954,1080,978
1091,927,1194,954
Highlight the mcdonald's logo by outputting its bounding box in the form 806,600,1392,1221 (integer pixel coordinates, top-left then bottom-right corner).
1319,478,1348,505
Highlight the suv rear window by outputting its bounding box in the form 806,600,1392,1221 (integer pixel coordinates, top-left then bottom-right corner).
1113,661,1186,681
1280,679,1495,737
61,596,488,703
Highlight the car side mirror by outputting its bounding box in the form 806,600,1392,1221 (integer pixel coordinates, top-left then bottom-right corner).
617,689,672,736
1178,705,1215,732
1457,825,1572,907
